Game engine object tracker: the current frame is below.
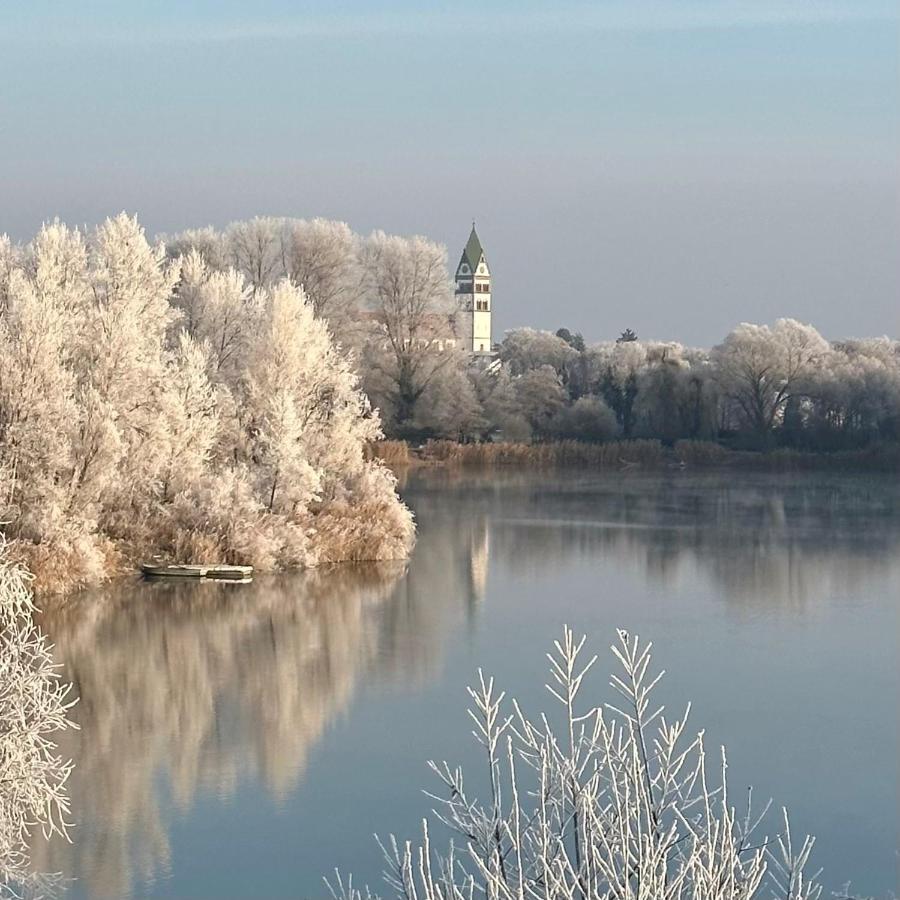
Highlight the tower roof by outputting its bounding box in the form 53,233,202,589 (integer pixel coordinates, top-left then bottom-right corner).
459,224,487,271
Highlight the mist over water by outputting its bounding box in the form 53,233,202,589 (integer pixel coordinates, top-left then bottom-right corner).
32,470,899,898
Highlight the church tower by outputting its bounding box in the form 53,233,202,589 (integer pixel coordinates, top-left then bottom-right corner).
455,224,492,355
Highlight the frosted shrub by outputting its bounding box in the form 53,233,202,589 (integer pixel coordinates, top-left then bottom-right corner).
0,541,74,897
312,464,418,564
332,629,823,900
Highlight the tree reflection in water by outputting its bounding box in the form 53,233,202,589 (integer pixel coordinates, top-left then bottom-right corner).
408,469,900,610
32,564,416,898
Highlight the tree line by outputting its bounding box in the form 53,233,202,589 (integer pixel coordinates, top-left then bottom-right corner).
484,322,900,451
164,216,899,452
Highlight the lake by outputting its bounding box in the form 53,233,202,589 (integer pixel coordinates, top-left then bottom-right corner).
32,469,899,898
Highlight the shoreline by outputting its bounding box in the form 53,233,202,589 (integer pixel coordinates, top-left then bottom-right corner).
369,438,900,472
24,439,897,599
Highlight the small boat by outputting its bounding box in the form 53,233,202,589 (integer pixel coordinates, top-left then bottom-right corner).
140,563,253,580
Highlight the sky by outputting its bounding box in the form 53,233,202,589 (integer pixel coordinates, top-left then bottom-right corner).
1,1,897,346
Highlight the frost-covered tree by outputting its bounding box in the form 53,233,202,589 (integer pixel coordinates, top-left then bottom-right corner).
587,340,649,437
513,365,569,437
479,369,534,443
173,251,257,381
166,217,365,347
413,359,486,440
483,335,718,446
165,266,411,570
711,319,830,442
278,218,364,343
72,214,181,520
0,236,23,309
0,223,84,540
550,395,620,441
360,232,457,434
158,333,220,502
500,328,579,379
162,225,229,272
483,322,899,452
224,216,283,290
159,219,899,451
805,338,900,447
633,344,719,442
239,281,336,515
165,219,474,438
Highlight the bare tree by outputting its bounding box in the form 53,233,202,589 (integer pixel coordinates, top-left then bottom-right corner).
712,319,830,441
360,232,457,433
278,218,364,345
224,217,283,290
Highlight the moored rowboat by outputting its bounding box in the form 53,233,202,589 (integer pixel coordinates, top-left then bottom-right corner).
140,563,253,579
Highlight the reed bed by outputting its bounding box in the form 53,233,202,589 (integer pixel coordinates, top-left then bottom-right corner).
743,444,900,471
674,439,731,465
365,440,412,465
676,440,900,471
420,439,665,468
374,437,900,472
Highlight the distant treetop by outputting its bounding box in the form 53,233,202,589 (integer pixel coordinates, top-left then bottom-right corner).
555,327,586,352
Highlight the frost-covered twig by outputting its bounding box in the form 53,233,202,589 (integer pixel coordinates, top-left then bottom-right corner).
0,542,76,898
337,627,831,900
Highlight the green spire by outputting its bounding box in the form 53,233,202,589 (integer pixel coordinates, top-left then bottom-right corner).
460,223,486,271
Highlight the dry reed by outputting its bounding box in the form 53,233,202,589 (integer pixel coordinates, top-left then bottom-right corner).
674,439,731,465
365,440,412,465
420,439,665,468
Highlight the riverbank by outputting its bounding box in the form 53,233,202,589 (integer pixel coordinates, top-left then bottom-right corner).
9,485,416,600
369,438,900,472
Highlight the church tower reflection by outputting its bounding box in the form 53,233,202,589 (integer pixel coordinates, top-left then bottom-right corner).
466,516,490,610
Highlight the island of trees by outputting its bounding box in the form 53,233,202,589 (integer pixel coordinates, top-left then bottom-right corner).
0,216,414,593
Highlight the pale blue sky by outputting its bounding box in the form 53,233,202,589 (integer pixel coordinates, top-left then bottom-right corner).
1,1,897,344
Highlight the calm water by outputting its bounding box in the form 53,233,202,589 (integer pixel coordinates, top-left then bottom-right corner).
32,470,899,898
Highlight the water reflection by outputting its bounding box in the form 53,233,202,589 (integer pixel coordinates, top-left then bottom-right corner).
32,565,401,897
29,470,899,898
407,469,900,609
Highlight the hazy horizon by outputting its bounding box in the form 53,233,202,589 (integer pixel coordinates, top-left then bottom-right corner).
2,1,897,345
